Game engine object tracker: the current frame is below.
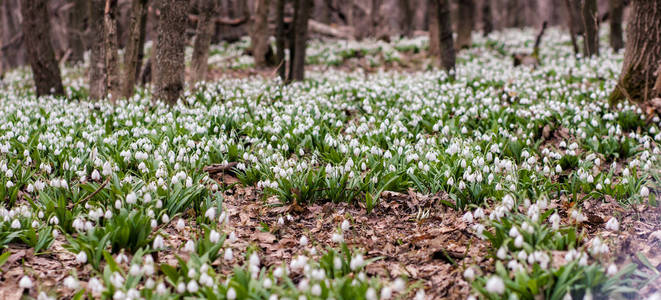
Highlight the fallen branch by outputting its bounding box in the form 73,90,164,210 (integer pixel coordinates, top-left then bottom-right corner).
189,14,249,26
70,177,110,209
308,20,355,40
203,162,239,175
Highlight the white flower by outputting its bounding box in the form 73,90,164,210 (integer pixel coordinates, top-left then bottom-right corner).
331,232,344,243
640,186,649,197
462,211,474,223
381,286,393,299
156,282,168,294
311,284,322,296
176,218,185,230
299,235,309,246
19,275,33,289
341,219,350,231
224,248,233,261
209,230,221,243
350,254,365,270
126,192,137,204
497,247,507,260
485,276,505,294
249,252,260,266
153,235,165,249
365,287,377,300
187,280,199,293
91,169,101,181
607,264,618,276
184,240,196,252
76,251,87,264
227,287,237,300
205,207,216,220
605,217,619,231
463,267,475,281
10,219,20,229
63,276,79,289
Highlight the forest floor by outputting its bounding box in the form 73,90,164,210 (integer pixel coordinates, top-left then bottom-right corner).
1,28,661,300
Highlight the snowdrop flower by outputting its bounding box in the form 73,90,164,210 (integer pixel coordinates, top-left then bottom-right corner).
607,264,618,276
205,207,216,220
341,219,350,231
88,277,105,295
331,232,344,243
156,282,168,295
184,240,195,252
299,235,308,246
605,217,619,231
126,192,137,204
153,235,165,249
19,276,33,289
187,280,199,293
350,254,365,270
91,169,101,181
365,287,377,300
497,247,507,260
63,276,79,290
224,248,233,261
76,251,87,264
210,230,221,243
229,231,237,242
462,211,474,223
176,218,185,230
640,186,649,197
249,252,260,267
485,276,505,294
227,287,237,300
463,267,475,281
176,282,186,293
414,289,426,300
514,235,524,248
10,219,20,229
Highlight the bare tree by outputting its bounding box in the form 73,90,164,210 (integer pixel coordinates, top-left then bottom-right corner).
581,0,599,56
482,0,493,36
397,0,413,37
89,0,107,100
456,0,475,49
563,0,580,54
274,0,287,80
432,0,455,71
609,0,661,104
288,0,312,82
190,0,217,86
67,0,87,63
251,0,273,68
154,0,189,104
104,0,120,102
122,0,148,99
428,0,440,56
609,0,624,51
21,0,64,97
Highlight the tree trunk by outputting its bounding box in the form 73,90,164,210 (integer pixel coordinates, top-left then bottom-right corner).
456,0,475,49
21,0,65,97
506,0,524,28
67,0,87,63
609,0,624,51
154,0,189,104
122,0,148,99
104,0,120,102
563,0,580,55
190,0,217,86
581,0,599,56
428,0,440,56
89,0,107,100
609,0,661,104
251,0,272,68
482,0,493,36
397,0,413,37
434,0,455,71
288,0,312,82
370,0,382,38
275,0,286,80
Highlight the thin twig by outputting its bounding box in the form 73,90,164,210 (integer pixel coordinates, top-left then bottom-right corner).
71,177,110,208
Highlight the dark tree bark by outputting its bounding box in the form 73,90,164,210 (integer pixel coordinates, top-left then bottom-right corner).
21,0,65,97
67,0,87,63
506,0,524,28
154,0,189,104
428,0,440,56
1,0,27,70
370,0,382,38
456,0,475,49
434,0,455,71
287,0,312,82
89,0,107,100
397,0,413,37
581,0,599,56
609,0,624,51
609,0,661,104
251,0,272,68
122,0,148,99
190,0,217,85
275,0,287,80
104,0,120,102
563,0,580,55
482,0,493,36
